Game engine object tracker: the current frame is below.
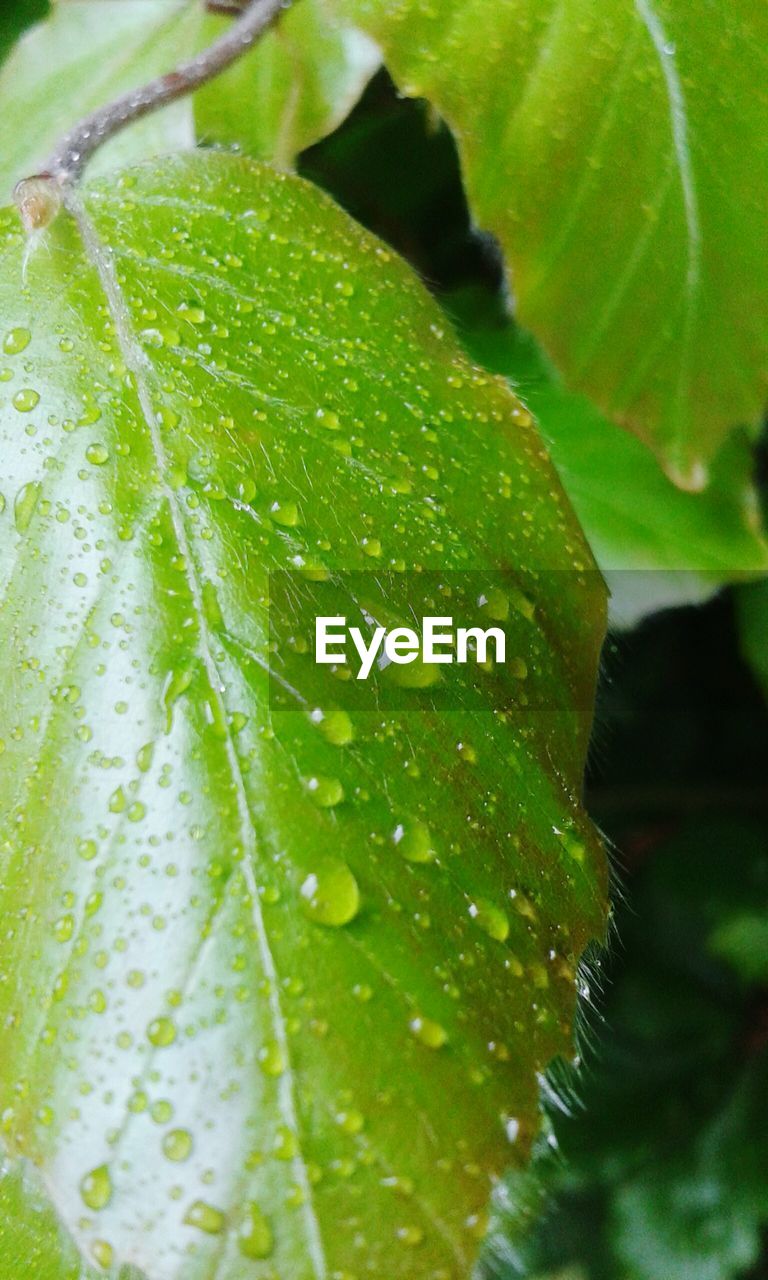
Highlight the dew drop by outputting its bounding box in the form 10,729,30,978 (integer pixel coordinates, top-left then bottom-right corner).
273,1125,298,1160
238,1203,274,1260
147,1016,177,1048
3,327,30,355
80,1164,112,1211
469,898,510,942
410,1016,448,1049
393,821,436,864
315,407,341,431
258,1038,285,1077
163,1128,193,1162
306,774,344,808
85,443,109,466
312,706,354,746
300,860,360,927
184,1200,226,1235
14,481,41,533
12,388,40,412
270,500,300,527
90,1240,113,1270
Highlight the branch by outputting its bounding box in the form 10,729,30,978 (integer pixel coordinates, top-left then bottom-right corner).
14,0,292,232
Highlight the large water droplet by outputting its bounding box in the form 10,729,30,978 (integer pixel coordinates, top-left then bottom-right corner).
147,1016,177,1047
184,1201,226,1235
306,774,344,808
410,1016,448,1049
469,898,510,942
238,1203,274,1259
162,1128,193,1162
14,481,41,533
3,327,30,355
300,860,360,927
12,388,40,412
80,1165,112,1211
393,821,436,864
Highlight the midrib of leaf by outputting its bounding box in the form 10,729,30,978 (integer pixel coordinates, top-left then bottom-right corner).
66,190,330,1280
631,0,702,460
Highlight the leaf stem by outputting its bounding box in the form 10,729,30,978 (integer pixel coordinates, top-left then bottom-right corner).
14,0,292,230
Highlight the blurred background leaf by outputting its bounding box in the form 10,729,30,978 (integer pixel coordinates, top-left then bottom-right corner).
331,0,768,487
0,0,203,197
196,0,380,166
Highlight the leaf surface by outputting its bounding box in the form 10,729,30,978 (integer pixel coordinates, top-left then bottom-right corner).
332,0,768,484
0,153,606,1278
196,1,380,167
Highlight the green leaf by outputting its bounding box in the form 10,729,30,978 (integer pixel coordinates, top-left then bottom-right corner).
0,0,206,200
446,286,768,626
0,153,606,1277
331,0,768,485
195,1,380,168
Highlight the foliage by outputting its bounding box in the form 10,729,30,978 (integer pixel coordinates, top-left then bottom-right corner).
0,152,605,1276
0,1,767,1278
332,0,768,486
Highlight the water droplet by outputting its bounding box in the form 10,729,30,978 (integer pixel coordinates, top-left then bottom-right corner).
184,1201,226,1235
147,1016,177,1048
90,1240,113,1270
335,1108,364,1134
80,1165,112,1211
259,1038,285,1077
478,587,509,622
273,1126,298,1160
14,481,41,533
163,666,195,730
469,898,510,942
306,774,344,808
270,500,300,527
300,860,360,927
396,1224,424,1246
3,327,30,354
410,1016,448,1049
12,388,39,412
86,443,109,466
163,1128,193,1162
238,1203,274,1259
311,706,354,746
315,407,341,431
393,821,436,864
178,303,206,325
554,825,586,864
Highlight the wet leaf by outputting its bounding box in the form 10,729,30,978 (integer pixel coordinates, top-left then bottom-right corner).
0,153,606,1277
196,0,380,168
332,0,768,485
